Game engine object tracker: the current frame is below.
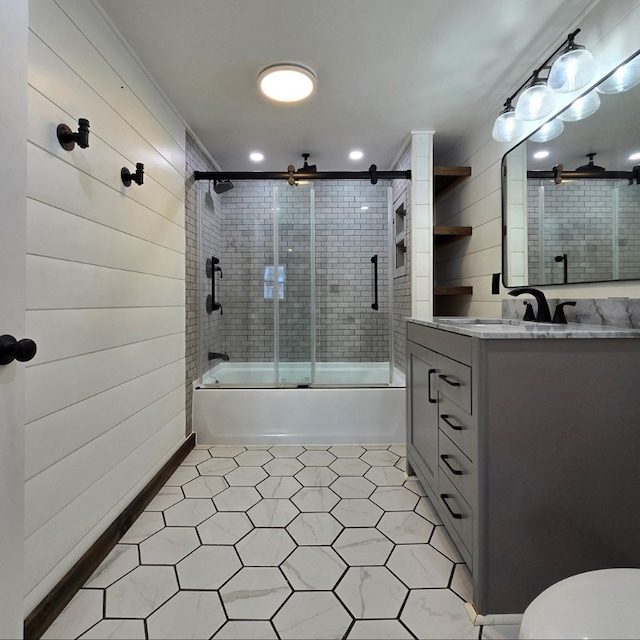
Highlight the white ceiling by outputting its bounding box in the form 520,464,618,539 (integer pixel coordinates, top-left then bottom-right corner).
96,0,595,172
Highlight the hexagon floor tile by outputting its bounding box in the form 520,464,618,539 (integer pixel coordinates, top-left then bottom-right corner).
333,527,393,566
273,592,352,639
337,566,408,619
176,545,241,589
146,591,226,639
45,442,478,640
220,567,291,619
281,546,346,589
286,512,343,545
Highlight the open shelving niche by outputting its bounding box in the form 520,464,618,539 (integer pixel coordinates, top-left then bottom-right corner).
433,166,472,302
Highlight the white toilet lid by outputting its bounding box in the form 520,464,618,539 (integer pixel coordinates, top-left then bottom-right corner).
519,569,640,639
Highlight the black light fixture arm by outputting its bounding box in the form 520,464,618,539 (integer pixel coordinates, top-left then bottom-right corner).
502,28,581,108
121,162,144,187
194,167,411,185
57,117,90,151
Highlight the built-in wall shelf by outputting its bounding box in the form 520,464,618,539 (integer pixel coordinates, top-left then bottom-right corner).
434,166,472,202
433,165,473,312
434,225,472,247
434,286,473,296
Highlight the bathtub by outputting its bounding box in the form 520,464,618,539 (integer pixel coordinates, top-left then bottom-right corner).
192,362,406,445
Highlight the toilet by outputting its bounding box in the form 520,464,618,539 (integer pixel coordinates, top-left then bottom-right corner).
519,568,640,639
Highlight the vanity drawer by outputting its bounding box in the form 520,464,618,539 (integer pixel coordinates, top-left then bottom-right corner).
407,323,471,366
438,431,475,505
438,395,477,461
438,469,473,556
437,354,471,413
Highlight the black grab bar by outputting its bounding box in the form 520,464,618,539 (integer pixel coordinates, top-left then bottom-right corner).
206,256,222,315
371,254,379,310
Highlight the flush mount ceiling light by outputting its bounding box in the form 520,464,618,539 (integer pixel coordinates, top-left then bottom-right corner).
349,150,364,160
533,150,550,159
258,63,317,103
249,152,264,162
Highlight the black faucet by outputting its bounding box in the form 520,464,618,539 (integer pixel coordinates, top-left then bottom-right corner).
508,287,552,323
208,352,229,361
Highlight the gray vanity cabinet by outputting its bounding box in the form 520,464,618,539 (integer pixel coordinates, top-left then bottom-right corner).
406,319,640,617
406,341,439,486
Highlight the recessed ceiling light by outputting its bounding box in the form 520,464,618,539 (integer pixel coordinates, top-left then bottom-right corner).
629,152,640,161
250,152,264,162
533,150,550,159
349,150,364,160
257,63,316,103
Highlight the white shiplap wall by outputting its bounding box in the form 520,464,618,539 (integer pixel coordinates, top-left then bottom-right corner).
25,0,186,613
437,0,640,316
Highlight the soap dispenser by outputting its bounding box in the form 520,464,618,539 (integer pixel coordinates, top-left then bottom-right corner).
523,301,536,321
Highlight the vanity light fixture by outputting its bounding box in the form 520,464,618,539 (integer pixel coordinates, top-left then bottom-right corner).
492,29,597,142
491,98,526,143
558,89,600,122
597,55,640,95
258,63,317,103
547,31,597,93
57,117,90,151
529,117,564,143
515,71,556,121
121,162,144,187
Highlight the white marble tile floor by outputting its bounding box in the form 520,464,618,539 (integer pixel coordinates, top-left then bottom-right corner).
43,443,519,640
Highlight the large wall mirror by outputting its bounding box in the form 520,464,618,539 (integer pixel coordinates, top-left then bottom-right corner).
502,49,640,287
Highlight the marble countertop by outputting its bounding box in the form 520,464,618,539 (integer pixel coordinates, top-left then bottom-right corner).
408,317,640,339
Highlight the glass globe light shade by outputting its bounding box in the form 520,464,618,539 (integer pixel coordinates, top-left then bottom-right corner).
596,56,640,94
558,90,601,122
529,117,565,143
492,108,526,143
548,48,597,93
515,82,556,121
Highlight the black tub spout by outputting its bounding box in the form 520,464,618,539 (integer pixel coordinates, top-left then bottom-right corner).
208,352,229,361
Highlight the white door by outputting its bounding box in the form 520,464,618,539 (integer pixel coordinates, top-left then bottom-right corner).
0,2,29,637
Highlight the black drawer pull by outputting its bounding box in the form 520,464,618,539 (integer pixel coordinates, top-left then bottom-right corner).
439,374,460,387
440,454,464,476
427,368,437,404
441,414,463,431
440,493,463,519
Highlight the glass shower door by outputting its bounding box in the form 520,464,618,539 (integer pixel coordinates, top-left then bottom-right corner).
313,180,392,385
273,183,313,385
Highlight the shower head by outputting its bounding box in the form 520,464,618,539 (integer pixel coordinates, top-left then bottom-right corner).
575,153,605,172
213,179,234,194
297,153,317,173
